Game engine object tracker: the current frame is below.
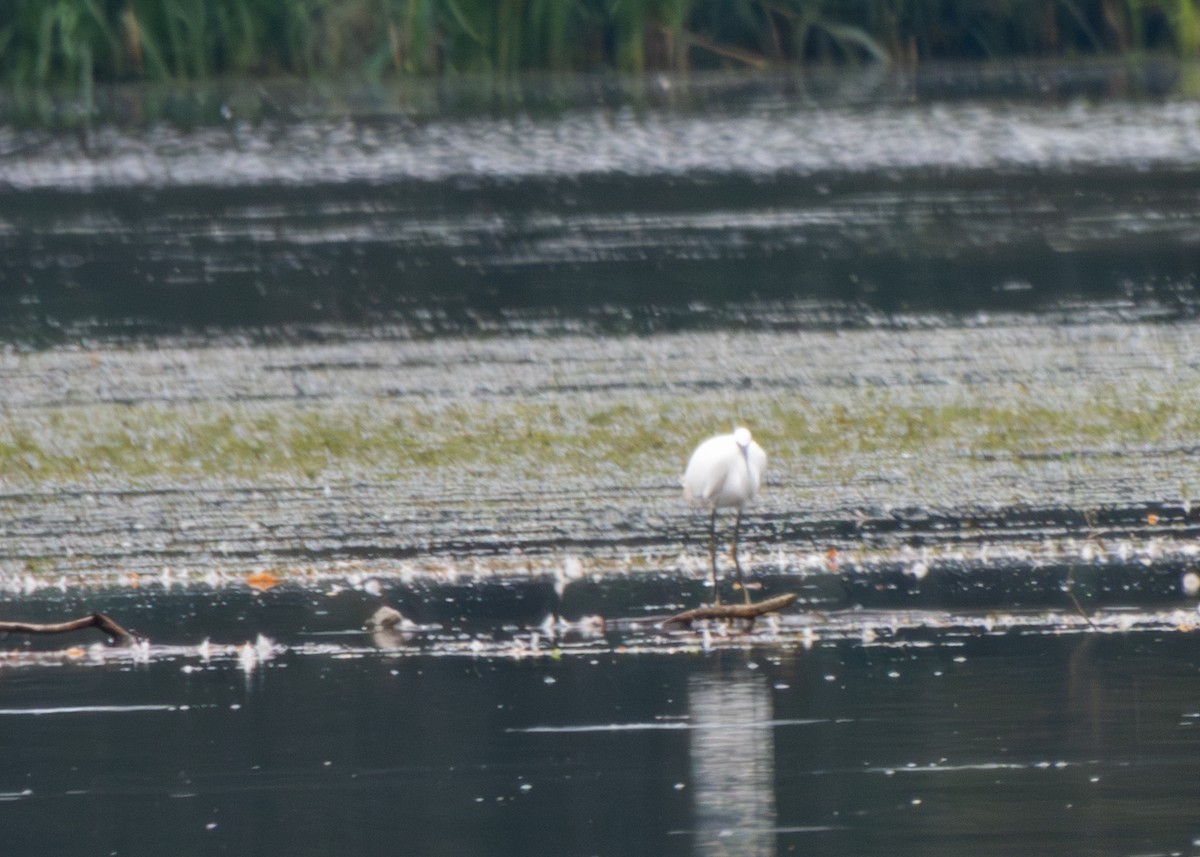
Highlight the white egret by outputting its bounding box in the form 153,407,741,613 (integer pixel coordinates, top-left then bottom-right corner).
682,426,767,605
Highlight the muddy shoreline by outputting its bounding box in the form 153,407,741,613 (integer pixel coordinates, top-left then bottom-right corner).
2,315,1198,600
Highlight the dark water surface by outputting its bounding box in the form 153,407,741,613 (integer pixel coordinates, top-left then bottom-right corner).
5,65,1200,855
3,585,1200,857
3,64,1200,341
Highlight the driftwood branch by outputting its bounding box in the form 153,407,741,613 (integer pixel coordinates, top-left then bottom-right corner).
662,593,798,628
0,613,138,645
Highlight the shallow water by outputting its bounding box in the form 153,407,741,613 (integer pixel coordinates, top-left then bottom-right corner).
4,65,1200,855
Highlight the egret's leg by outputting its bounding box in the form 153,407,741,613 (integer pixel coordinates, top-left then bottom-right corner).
708,508,720,606
731,508,751,604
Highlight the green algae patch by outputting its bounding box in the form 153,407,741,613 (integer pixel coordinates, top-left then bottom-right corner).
3,379,1198,491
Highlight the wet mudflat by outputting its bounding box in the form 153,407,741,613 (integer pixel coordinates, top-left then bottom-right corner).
3,318,1200,595
3,65,1200,855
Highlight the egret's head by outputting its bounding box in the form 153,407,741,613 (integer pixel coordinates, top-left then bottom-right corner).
733,426,752,449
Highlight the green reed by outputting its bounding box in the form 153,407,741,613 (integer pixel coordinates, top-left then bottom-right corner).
0,0,1197,85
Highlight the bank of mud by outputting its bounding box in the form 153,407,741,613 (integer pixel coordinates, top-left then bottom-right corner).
2,315,1199,611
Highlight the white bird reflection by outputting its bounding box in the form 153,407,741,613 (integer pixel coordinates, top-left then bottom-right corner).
688,671,776,857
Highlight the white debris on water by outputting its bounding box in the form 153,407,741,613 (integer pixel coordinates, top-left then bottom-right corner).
7,95,1200,190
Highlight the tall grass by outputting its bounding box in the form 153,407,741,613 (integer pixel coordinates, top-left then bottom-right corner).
0,0,1197,85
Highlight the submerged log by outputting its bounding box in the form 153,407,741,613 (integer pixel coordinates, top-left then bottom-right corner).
661,593,798,628
0,613,138,645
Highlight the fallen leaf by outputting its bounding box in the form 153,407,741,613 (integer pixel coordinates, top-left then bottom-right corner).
246,571,280,592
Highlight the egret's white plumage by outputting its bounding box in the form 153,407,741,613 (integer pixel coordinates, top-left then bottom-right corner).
682,427,767,604
683,427,766,508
